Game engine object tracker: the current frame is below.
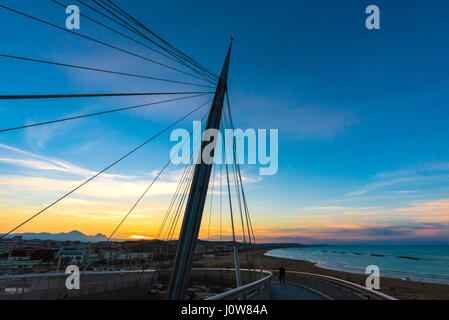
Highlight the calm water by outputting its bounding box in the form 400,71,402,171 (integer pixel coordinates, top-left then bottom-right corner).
266,246,449,284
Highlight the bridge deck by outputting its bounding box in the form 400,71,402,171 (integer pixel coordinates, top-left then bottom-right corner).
270,281,328,300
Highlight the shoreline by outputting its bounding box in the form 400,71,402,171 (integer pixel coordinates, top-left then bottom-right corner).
261,249,449,300
194,248,449,300
265,250,448,286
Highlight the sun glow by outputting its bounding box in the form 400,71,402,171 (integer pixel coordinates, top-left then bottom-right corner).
130,235,152,240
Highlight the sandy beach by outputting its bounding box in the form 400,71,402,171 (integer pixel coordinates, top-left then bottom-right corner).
193,249,449,300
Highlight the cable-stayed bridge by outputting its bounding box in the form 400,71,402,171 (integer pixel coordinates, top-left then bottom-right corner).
0,1,394,300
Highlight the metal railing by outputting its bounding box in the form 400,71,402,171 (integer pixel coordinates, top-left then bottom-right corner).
0,268,271,300
0,270,157,300
206,271,272,300
285,271,397,300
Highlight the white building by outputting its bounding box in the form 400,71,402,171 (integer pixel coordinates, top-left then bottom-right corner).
58,245,89,265
103,251,153,263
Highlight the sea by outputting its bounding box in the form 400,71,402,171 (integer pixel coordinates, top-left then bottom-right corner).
265,245,449,284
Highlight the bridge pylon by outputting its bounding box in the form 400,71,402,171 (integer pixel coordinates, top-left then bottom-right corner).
167,40,233,300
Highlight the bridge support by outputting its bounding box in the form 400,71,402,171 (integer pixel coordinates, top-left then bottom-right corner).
233,244,242,287
167,41,233,300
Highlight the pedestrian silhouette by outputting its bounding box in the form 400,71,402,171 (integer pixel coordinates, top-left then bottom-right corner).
279,266,286,284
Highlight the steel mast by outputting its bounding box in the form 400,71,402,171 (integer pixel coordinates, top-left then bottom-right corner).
167,40,233,300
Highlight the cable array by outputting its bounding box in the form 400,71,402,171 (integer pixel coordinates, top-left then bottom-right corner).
0,0,260,283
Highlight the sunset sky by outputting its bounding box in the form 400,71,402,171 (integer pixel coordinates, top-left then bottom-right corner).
1,0,448,244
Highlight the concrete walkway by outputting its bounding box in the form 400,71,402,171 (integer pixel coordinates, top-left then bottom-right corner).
270,281,328,300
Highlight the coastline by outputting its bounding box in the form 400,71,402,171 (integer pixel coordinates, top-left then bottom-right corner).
194,248,449,300
265,248,449,285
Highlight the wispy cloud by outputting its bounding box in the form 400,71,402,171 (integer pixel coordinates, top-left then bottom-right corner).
0,175,180,199
345,177,414,197
230,94,357,141
252,220,449,244
345,162,449,198
395,199,449,223
375,161,449,179
0,142,262,232
0,143,134,179
258,196,449,244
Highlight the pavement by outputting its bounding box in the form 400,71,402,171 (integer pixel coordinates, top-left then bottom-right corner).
270,280,328,300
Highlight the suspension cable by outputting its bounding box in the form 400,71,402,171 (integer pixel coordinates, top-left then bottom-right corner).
106,110,208,240
207,163,216,241
0,98,212,240
0,54,212,88
0,93,210,133
225,91,257,243
222,125,237,244
0,4,214,85
0,91,211,100
222,108,247,244
155,114,207,240
219,153,222,241
104,0,219,81
50,0,214,84
224,91,258,273
75,0,216,84
154,119,207,267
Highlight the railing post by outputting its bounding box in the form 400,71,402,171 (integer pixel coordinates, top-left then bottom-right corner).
233,245,242,288
257,256,264,278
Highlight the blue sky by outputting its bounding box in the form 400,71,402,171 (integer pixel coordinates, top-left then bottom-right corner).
0,0,448,244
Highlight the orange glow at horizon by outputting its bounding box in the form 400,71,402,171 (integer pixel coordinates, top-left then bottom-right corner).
129,235,152,240
1,198,448,243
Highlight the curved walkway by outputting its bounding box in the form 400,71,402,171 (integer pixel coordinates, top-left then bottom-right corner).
270,281,328,300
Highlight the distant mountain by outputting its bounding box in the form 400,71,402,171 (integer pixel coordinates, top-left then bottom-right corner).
2,230,108,242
